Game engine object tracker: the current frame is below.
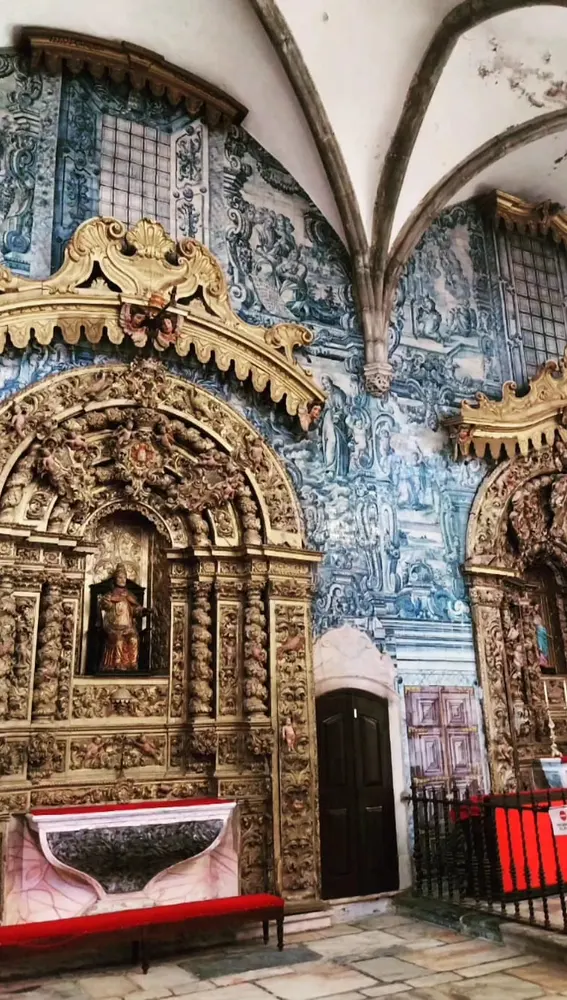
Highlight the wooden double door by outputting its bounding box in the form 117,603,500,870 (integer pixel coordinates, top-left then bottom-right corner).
317,690,399,899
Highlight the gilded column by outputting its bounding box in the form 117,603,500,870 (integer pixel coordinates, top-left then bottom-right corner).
32,583,63,721
188,580,213,718
55,597,78,721
0,575,16,720
10,593,39,720
469,578,517,791
270,570,320,900
243,582,268,720
215,576,244,718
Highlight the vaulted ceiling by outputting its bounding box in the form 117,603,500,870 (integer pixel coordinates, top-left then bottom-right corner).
4,0,567,388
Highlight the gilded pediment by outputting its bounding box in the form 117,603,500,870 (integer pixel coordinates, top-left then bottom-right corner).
451,352,567,460
0,217,325,418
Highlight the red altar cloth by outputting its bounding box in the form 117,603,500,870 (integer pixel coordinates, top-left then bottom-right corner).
454,791,567,895
495,796,567,893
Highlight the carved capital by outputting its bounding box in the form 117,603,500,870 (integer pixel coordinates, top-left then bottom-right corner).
364,361,393,397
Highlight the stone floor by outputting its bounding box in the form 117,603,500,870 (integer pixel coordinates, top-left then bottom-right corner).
2,912,567,1000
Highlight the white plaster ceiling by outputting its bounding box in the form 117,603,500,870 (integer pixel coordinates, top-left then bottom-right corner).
0,0,343,234
449,130,567,207
3,0,567,262
393,4,567,245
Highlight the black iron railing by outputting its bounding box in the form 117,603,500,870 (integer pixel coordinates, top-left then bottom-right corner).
411,785,567,934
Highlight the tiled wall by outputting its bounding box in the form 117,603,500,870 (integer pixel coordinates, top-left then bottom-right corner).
0,55,516,788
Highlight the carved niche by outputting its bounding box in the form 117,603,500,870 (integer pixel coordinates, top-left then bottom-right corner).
0,357,322,900
455,357,567,790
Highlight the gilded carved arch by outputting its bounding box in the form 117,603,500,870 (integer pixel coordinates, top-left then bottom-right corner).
0,216,325,419
0,358,322,902
454,359,567,791
0,359,304,550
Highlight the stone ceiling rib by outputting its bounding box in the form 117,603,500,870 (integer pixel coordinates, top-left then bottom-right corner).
382,106,567,336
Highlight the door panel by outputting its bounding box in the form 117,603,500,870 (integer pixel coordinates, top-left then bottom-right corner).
405,686,483,792
317,690,399,899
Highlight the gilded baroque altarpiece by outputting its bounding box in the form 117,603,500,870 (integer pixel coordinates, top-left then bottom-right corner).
453,355,567,791
0,217,325,901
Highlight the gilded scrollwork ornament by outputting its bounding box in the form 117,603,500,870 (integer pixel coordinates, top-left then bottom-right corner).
72,684,168,719
27,734,65,780
274,600,318,897
0,217,324,417
0,739,27,777
170,603,188,719
246,729,274,757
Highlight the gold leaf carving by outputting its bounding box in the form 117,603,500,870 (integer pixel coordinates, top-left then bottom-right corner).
0,217,324,418
452,351,567,460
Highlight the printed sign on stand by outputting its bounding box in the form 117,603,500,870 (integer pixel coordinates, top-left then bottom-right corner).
549,806,567,836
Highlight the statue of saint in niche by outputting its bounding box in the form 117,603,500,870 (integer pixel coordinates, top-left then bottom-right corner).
97,564,149,672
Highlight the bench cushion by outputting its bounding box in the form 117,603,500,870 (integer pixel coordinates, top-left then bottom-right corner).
0,893,284,947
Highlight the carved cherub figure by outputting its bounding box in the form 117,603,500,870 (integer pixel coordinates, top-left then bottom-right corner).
155,420,175,452
282,717,296,751
10,404,27,439
67,430,89,452
117,419,135,446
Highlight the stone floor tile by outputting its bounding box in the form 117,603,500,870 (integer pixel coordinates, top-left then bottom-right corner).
280,993,363,1000
129,967,199,992
507,962,567,992
361,987,412,998
395,937,451,951
380,923,446,943
352,957,430,983
124,990,175,1000
456,956,538,978
170,986,265,1000
38,983,93,1000
411,972,546,999
352,916,416,932
403,972,464,988
183,945,317,981
308,932,410,961
79,977,138,999
292,926,363,943
399,943,519,973
210,959,328,986
256,963,377,1000
169,984,216,997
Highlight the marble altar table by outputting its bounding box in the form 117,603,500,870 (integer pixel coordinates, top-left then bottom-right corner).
2,798,239,924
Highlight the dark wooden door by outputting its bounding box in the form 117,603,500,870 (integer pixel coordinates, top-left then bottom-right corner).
317,690,398,899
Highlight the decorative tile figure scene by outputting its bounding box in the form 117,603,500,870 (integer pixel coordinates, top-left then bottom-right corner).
5,54,566,795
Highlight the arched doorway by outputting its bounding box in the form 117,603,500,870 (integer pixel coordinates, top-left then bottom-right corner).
316,689,398,899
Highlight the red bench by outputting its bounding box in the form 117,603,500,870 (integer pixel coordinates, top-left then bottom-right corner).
0,893,285,974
